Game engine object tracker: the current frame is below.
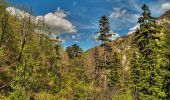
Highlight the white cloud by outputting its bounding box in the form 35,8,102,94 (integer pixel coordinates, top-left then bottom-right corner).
93,32,100,40
109,8,127,19
129,0,140,11
72,35,76,39
128,24,139,35
60,38,66,44
109,7,139,31
129,24,139,32
93,31,119,41
109,8,139,21
7,7,77,34
38,8,77,34
161,2,170,11
108,32,120,40
74,40,78,43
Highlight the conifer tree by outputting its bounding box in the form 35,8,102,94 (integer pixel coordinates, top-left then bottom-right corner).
98,16,113,69
97,15,113,97
162,22,170,99
98,16,111,44
131,4,165,100
109,52,122,88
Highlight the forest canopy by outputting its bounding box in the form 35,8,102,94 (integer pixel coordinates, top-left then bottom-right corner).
0,0,170,100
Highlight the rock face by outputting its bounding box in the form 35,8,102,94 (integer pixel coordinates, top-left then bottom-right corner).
83,34,133,74
160,10,170,20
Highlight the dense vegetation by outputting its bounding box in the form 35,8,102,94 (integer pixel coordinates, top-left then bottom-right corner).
0,0,169,100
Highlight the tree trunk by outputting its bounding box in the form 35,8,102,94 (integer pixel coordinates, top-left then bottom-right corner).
18,10,32,62
132,87,139,100
103,44,107,97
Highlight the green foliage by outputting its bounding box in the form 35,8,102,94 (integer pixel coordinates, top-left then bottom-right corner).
162,22,170,99
109,52,122,87
66,44,83,59
112,90,132,100
98,15,111,43
94,15,125,98
131,4,166,99
34,92,57,100
0,1,169,99
8,85,29,100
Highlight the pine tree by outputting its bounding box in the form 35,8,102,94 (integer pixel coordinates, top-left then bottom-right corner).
98,16,113,70
96,15,113,98
131,4,165,100
109,52,122,88
131,49,140,100
98,16,111,44
162,21,170,99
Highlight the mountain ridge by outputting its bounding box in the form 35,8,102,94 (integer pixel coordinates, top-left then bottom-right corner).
83,9,170,74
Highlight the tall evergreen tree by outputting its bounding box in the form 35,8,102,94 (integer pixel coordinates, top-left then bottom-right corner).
96,15,114,98
162,21,170,99
98,16,111,43
97,16,112,69
131,4,165,100
109,52,122,88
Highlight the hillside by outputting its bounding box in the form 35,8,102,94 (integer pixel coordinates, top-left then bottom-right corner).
83,35,132,76
85,9,170,68
0,1,170,100
160,10,170,20
81,9,170,99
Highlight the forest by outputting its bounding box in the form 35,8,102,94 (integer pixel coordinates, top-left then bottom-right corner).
0,0,170,100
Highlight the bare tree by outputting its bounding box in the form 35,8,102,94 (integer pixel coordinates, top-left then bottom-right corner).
16,8,33,62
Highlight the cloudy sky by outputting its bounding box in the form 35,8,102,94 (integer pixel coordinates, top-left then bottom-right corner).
8,0,170,50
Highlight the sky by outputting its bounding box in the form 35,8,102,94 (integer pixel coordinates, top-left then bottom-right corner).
8,0,170,51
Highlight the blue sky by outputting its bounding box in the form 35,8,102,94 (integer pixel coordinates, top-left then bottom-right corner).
8,0,170,50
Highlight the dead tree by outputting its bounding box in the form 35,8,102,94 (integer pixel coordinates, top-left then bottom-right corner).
17,8,33,62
